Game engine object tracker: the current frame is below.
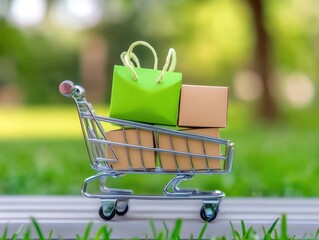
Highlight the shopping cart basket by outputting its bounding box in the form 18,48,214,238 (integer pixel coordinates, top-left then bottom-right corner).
59,80,235,222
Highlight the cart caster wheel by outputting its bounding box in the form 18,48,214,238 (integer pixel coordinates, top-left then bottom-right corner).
99,206,116,220
200,205,218,222
116,204,129,216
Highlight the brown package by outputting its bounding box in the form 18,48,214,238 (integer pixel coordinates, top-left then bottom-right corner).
158,128,221,171
106,128,155,170
178,85,228,128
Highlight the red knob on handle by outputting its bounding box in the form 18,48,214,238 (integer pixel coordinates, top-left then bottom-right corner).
59,80,74,95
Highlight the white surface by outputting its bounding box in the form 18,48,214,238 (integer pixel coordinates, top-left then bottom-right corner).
1,196,319,239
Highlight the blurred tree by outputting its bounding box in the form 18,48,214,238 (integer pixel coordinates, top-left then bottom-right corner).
0,19,80,104
0,20,30,95
1,0,317,110
246,0,278,121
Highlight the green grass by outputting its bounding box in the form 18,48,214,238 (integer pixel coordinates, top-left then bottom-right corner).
2,215,319,239
1,102,319,196
0,105,109,139
0,139,92,194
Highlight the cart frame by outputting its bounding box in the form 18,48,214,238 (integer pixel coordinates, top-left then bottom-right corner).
59,80,235,221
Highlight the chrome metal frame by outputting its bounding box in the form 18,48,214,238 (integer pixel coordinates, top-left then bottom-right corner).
59,80,235,221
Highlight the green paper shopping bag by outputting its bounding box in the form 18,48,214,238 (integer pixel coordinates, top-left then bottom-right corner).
109,41,182,125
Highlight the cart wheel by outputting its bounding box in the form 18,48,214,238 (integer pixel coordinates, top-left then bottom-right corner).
200,205,218,222
116,204,129,216
115,200,129,216
98,206,116,220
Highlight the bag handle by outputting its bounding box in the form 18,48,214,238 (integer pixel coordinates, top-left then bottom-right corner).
120,41,176,83
157,48,176,83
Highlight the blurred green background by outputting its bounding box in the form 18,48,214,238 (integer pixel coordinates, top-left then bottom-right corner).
1,0,319,196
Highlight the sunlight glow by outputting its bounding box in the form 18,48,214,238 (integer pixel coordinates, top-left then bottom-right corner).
52,0,102,30
10,0,46,27
282,74,315,107
233,71,263,101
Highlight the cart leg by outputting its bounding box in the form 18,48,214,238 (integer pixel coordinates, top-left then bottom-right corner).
99,199,117,220
164,175,197,196
200,199,220,222
100,175,133,195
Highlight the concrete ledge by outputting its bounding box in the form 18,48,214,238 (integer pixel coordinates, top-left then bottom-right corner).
1,196,319,239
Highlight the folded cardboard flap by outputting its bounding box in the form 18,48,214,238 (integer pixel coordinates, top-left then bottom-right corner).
158,128,221,171
178,84,228,128
105,128,156,170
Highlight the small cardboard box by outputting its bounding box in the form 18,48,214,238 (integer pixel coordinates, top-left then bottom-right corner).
178,85,228,128
158,128,221,171
106,128,155,170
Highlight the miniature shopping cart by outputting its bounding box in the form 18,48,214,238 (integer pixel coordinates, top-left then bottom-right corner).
59,80,235,222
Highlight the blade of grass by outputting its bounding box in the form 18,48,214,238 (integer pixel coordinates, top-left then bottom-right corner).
240,220,255,239
11,225,24,240
94,225,113,240
262,225,266,234
170,219,182,240
149,220,157,239
30,217,53,240
163,221,169,240
268,217,279,235
241,220,246,237
274,229,279,240
243,226,254,239
281,214,288,240
157,232,164,240
0,226,8,240
47,230,53,240
31,217,45,240
263,225,275,240
94,226,106,240
77,222,92,240
23,226,31,240
215,237,227,240
230,221,241,240
197,222,208,240
106,226,113,239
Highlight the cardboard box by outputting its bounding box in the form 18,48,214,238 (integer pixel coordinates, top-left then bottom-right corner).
158,128,221,171
106,128,155,170
178,85,228,128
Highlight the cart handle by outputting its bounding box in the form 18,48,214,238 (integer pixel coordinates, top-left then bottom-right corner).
59,80,85,99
